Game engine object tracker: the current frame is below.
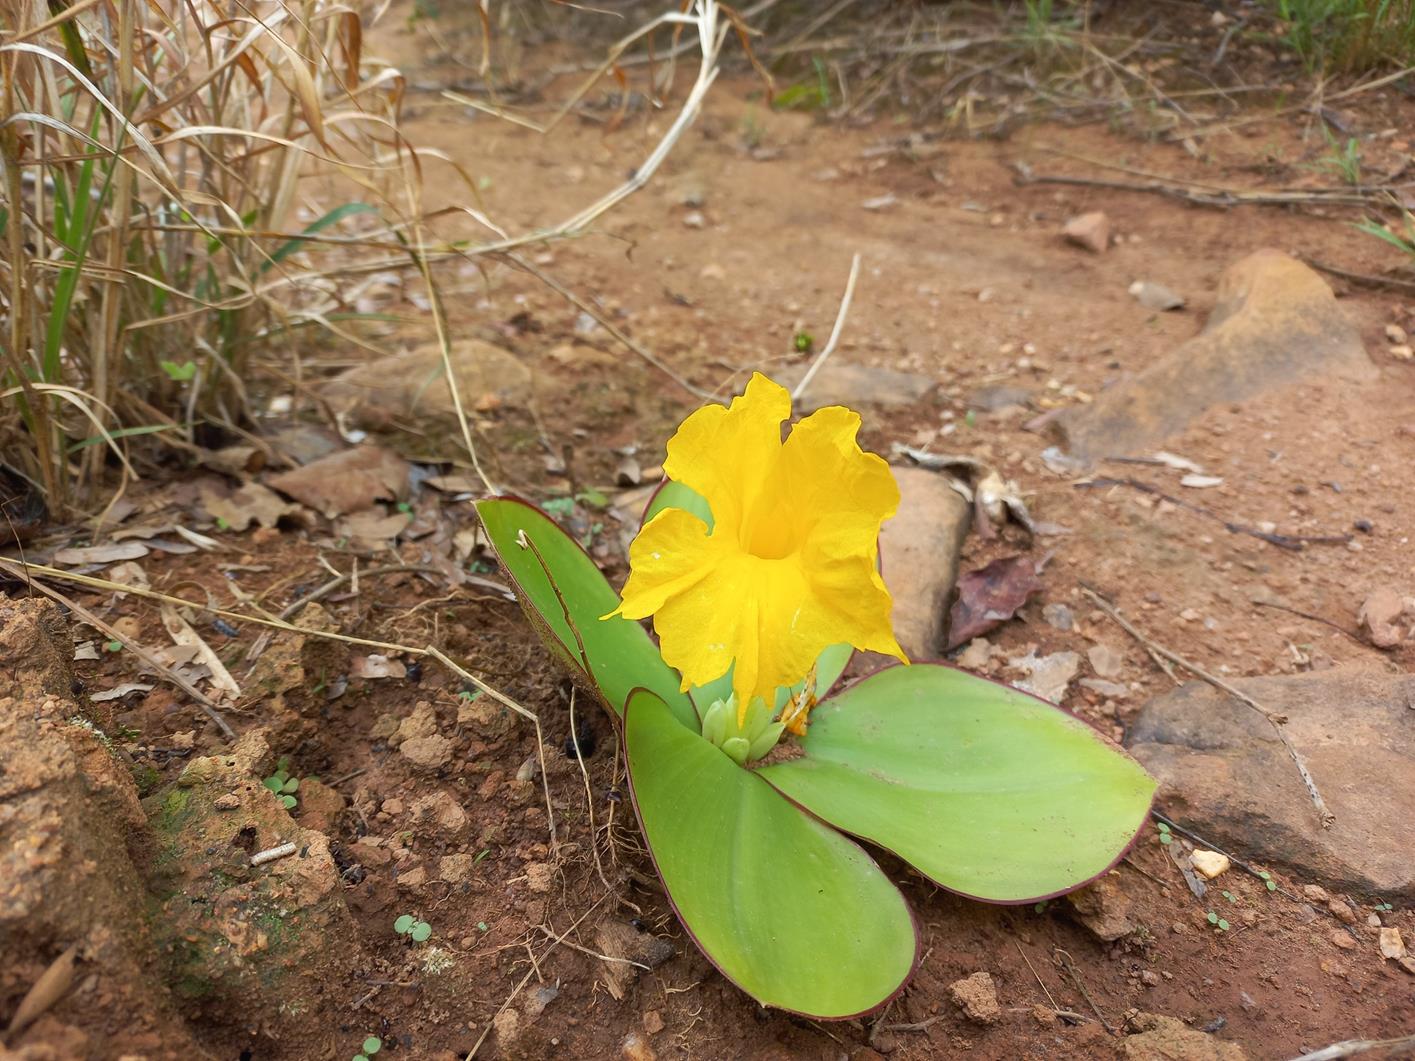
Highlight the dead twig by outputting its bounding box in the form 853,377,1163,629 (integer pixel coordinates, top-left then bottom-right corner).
278,563,449,620
791,252,862,404
1076,477,1351,551
1052,947,1115,1036
1302,257,1415,295
1081,583,1334,828
1283,1033,1415,1061
1149,812,1301,902
1251,600,1367,648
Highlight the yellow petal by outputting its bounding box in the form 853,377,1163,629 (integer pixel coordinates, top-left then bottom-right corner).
608,507,723,621
662,372,790,539
651,550,759,697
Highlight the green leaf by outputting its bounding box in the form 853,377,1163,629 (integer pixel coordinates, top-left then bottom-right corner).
394,914,414,934
263,777,284,794
758,664,1157,903
280,794,297,810
475,497,695,728
363,1037,382,1056
641,480,852,711
262,202,378,272
282,778,300,794
624,688,915,1017
411,921,431,942
161,360,197,382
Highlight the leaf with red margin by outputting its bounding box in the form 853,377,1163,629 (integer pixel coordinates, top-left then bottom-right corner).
475,497,696,729
624,687,917,1018
757,663,1156,903
946,554,1043,650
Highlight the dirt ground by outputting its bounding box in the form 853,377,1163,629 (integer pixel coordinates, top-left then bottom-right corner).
5,3,1415,1059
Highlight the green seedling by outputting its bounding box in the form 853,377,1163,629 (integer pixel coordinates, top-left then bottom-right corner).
1376,902,1394,912
104,640,123,653
353,1035,381,1061
1257,870,1277,892
1155,820,1173,846
161,359,197,381
1206,911,1230,932
394,913,431,943
793,330,814,354
1221,890,1237,904
263,757,301,810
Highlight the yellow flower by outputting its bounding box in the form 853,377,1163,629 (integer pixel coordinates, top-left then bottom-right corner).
607,372,906,721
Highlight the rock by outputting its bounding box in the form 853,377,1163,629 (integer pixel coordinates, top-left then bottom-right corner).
1190,850,1231,880
493,1008,521,1047
400,735,453,771
1327,899,1356,925
1121,1012,1247,1060
214,792,241,810
643,1010,665,1035
320,338,533,430
1388,323,1410,344
1088,643,1125,679
396,701,440,745
296,779,346,833
968,384,1035,413
1056,250,1376,463
956,638,996,670
398,866,427,889
1127,669,1415,897
440,854,475,883
947,971,1000,1025
1358,587,1407,648
1043,603,1075,631
412,791,468,834
459,696,514,740
524,984,559,1022
1302,884,1329,902
621,1031,656,1061
777,362,937,414
1009,649,1081,704
1080,678,1129,699
1063,873,1138,941
1063,211,1110,253
1379,926,1407,960
1400,956,1415,976
525,862,555,893
1128,280,1186,311
267,445,409,518
878,467,971,658
1392,345,1414,361
1330,929,1357,950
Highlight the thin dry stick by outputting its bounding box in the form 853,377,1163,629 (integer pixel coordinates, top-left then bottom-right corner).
791,252,861,403
1283,1033,1415,1061
569,686,614,895
1079,583,1334,828
533,925,648,971
1015,940,1061,1013
277,563,446,620
1052,948,1114,1036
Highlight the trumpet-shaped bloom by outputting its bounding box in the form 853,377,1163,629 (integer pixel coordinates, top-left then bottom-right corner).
608,372,906,719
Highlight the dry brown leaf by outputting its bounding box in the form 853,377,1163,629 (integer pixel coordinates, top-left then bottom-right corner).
52,541,150,565
7,943,78,1037
197,480,302,532
337,508,412,545
161,605,241,699
946,555,1043,650
268,446,409,517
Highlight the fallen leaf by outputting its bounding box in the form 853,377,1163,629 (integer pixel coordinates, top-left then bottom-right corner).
336,508,412,545
73,642,100,661
52,541,149,565
947,556,1043,650
197,479,302,532
106,561,150,592
423,473,483,494
351,654,407,679
1180,474,1224,489
161,604,240,699
90,682,156,702
268,445,409,517
171,525,220,550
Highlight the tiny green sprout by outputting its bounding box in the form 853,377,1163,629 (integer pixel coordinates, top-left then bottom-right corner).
1376,902,1394,912
104,639,123,653
1222,890,1236,904
477,921,489,932
395,914,431,942
1033,900,1049,913
362,1036,382,1056
793,331,814,354
458,689,482,703
1155,821,1172,846
1257,870,1277,892
396,501,412,514
215,515,230,531
1207,911,1218,925
263,758,301,810
160,359,197,382
1205,911,1229,932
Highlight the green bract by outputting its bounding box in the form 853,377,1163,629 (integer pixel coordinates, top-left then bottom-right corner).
476,488,1156,1019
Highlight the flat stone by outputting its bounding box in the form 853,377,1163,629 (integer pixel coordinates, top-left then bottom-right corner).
1126,669,1415,897
321,338,533,430
1063,872,1138,941
1056,250,1376,464
1121,1012,1247,1060
777,362,937,414
878,467,971,658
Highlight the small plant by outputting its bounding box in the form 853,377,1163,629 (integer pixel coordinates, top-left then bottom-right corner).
772,57,832,112
353,1035,382,1061
263,758,301,810
1357,209,1415,263
1206,911,1230,932
1312,127,1362,185
476,373,1156,1017
1221,890,1237,904
793,330,815,354
1376,901,1394,912
104,640,123,654
394,914,432,943
1257,870,1277,893
1155,820,1173,845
